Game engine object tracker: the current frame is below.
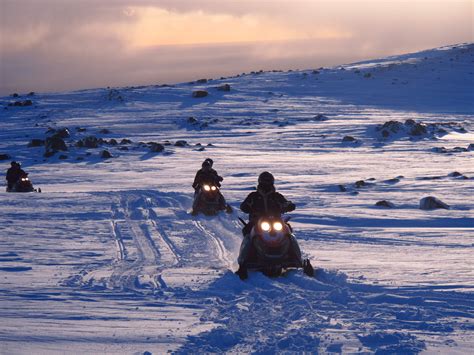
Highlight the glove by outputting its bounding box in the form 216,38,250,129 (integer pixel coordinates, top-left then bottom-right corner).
285,202,296,212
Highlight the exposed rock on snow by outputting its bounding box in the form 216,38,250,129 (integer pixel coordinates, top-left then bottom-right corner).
76,136,102,148
0,153,11,160
419,196,450,210
375,200,395,208
27,139,44,147
149,142,164,152
107,139,118,146
100,150,112,159
313,114,328,121
338,184,347,192
342,135,357,143
192,90,208,98
99,129,111,134
120,138,132,145
376,119,467,141
216,84,231,91
174,140,188,147
8,100,33,107
45,135,67,153
196,78,208,84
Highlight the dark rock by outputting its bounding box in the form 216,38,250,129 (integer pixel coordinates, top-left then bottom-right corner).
404,119,416,126
12,93,19,98
410,123,427,136
28,139,44,147
43,151,56,158
101,150,112,159
192,90,208,98
342,136,357,142
58,155,68,160
149,143,164,153
314,114,328,121
338,184,347,192
108,139,118,146
384,178,400,184
448,171,463,177
54,128,70,139
27,92,35,96
76,157,84,161
419,196,450,210
119,146,129,151
196,147,205,151
379,120,403,134
45,136,67,152
120,138,132,145
217,84,231,91
453,146,468,152
0,154,11,160
354,180,366,188
77,136,100,148
86,152,91,156
174,140,188,147
163,140,172,146
467,143,474,151
187,116,198,124
375,200,395,208
432,147,448,153
9,100,33,107
196,78,208,84
99,129,111,134
312,70,320,74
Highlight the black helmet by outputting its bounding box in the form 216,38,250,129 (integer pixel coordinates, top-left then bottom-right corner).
202,161,211,168
204,158,214,167
11,161,17,167
258,171,274,185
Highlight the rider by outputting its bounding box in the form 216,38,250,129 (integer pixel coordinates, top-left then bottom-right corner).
5,161,25,192
236,171,300,279
191,160,228,214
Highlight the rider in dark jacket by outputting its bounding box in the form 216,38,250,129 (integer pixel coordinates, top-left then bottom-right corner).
240,171,295,235
236,171,300,280
191,160,229,214
6,161,25,191
192,160,223,191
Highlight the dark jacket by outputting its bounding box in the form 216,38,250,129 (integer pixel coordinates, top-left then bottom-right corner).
240,185,295,223
192,168,223,189
6,166,24,185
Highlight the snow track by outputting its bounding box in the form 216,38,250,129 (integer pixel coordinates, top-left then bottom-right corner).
1,44,473,353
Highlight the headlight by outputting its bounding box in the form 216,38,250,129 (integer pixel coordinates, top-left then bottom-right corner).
211,186,217,191
21,178,27,182
203,185,211,191
273,222,283,231
261,221,271,231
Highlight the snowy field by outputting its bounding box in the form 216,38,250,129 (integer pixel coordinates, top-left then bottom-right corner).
0,43,473,354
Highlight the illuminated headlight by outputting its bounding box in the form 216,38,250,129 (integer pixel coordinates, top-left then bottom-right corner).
211,186,217,191
21,178,28,182
261,221,271,231
203,185,211,191
273,222,283,231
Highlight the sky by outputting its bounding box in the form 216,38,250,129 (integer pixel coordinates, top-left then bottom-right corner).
0,0,472,95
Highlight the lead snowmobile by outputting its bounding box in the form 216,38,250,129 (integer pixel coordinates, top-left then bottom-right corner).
191,183,231,216
9,172,41,193
237,214,314,279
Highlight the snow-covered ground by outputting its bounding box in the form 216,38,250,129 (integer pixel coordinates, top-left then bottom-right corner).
0,43,473,354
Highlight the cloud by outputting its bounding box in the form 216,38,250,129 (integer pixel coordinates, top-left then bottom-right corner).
0,0,472,94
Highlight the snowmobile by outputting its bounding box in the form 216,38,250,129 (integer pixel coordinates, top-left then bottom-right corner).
8,173,41,193
237,215,314,279
191,183,231,216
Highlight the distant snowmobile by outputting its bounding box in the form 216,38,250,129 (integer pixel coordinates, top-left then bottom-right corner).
8,173,41,193
237,215,314,279
191,183,231,216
